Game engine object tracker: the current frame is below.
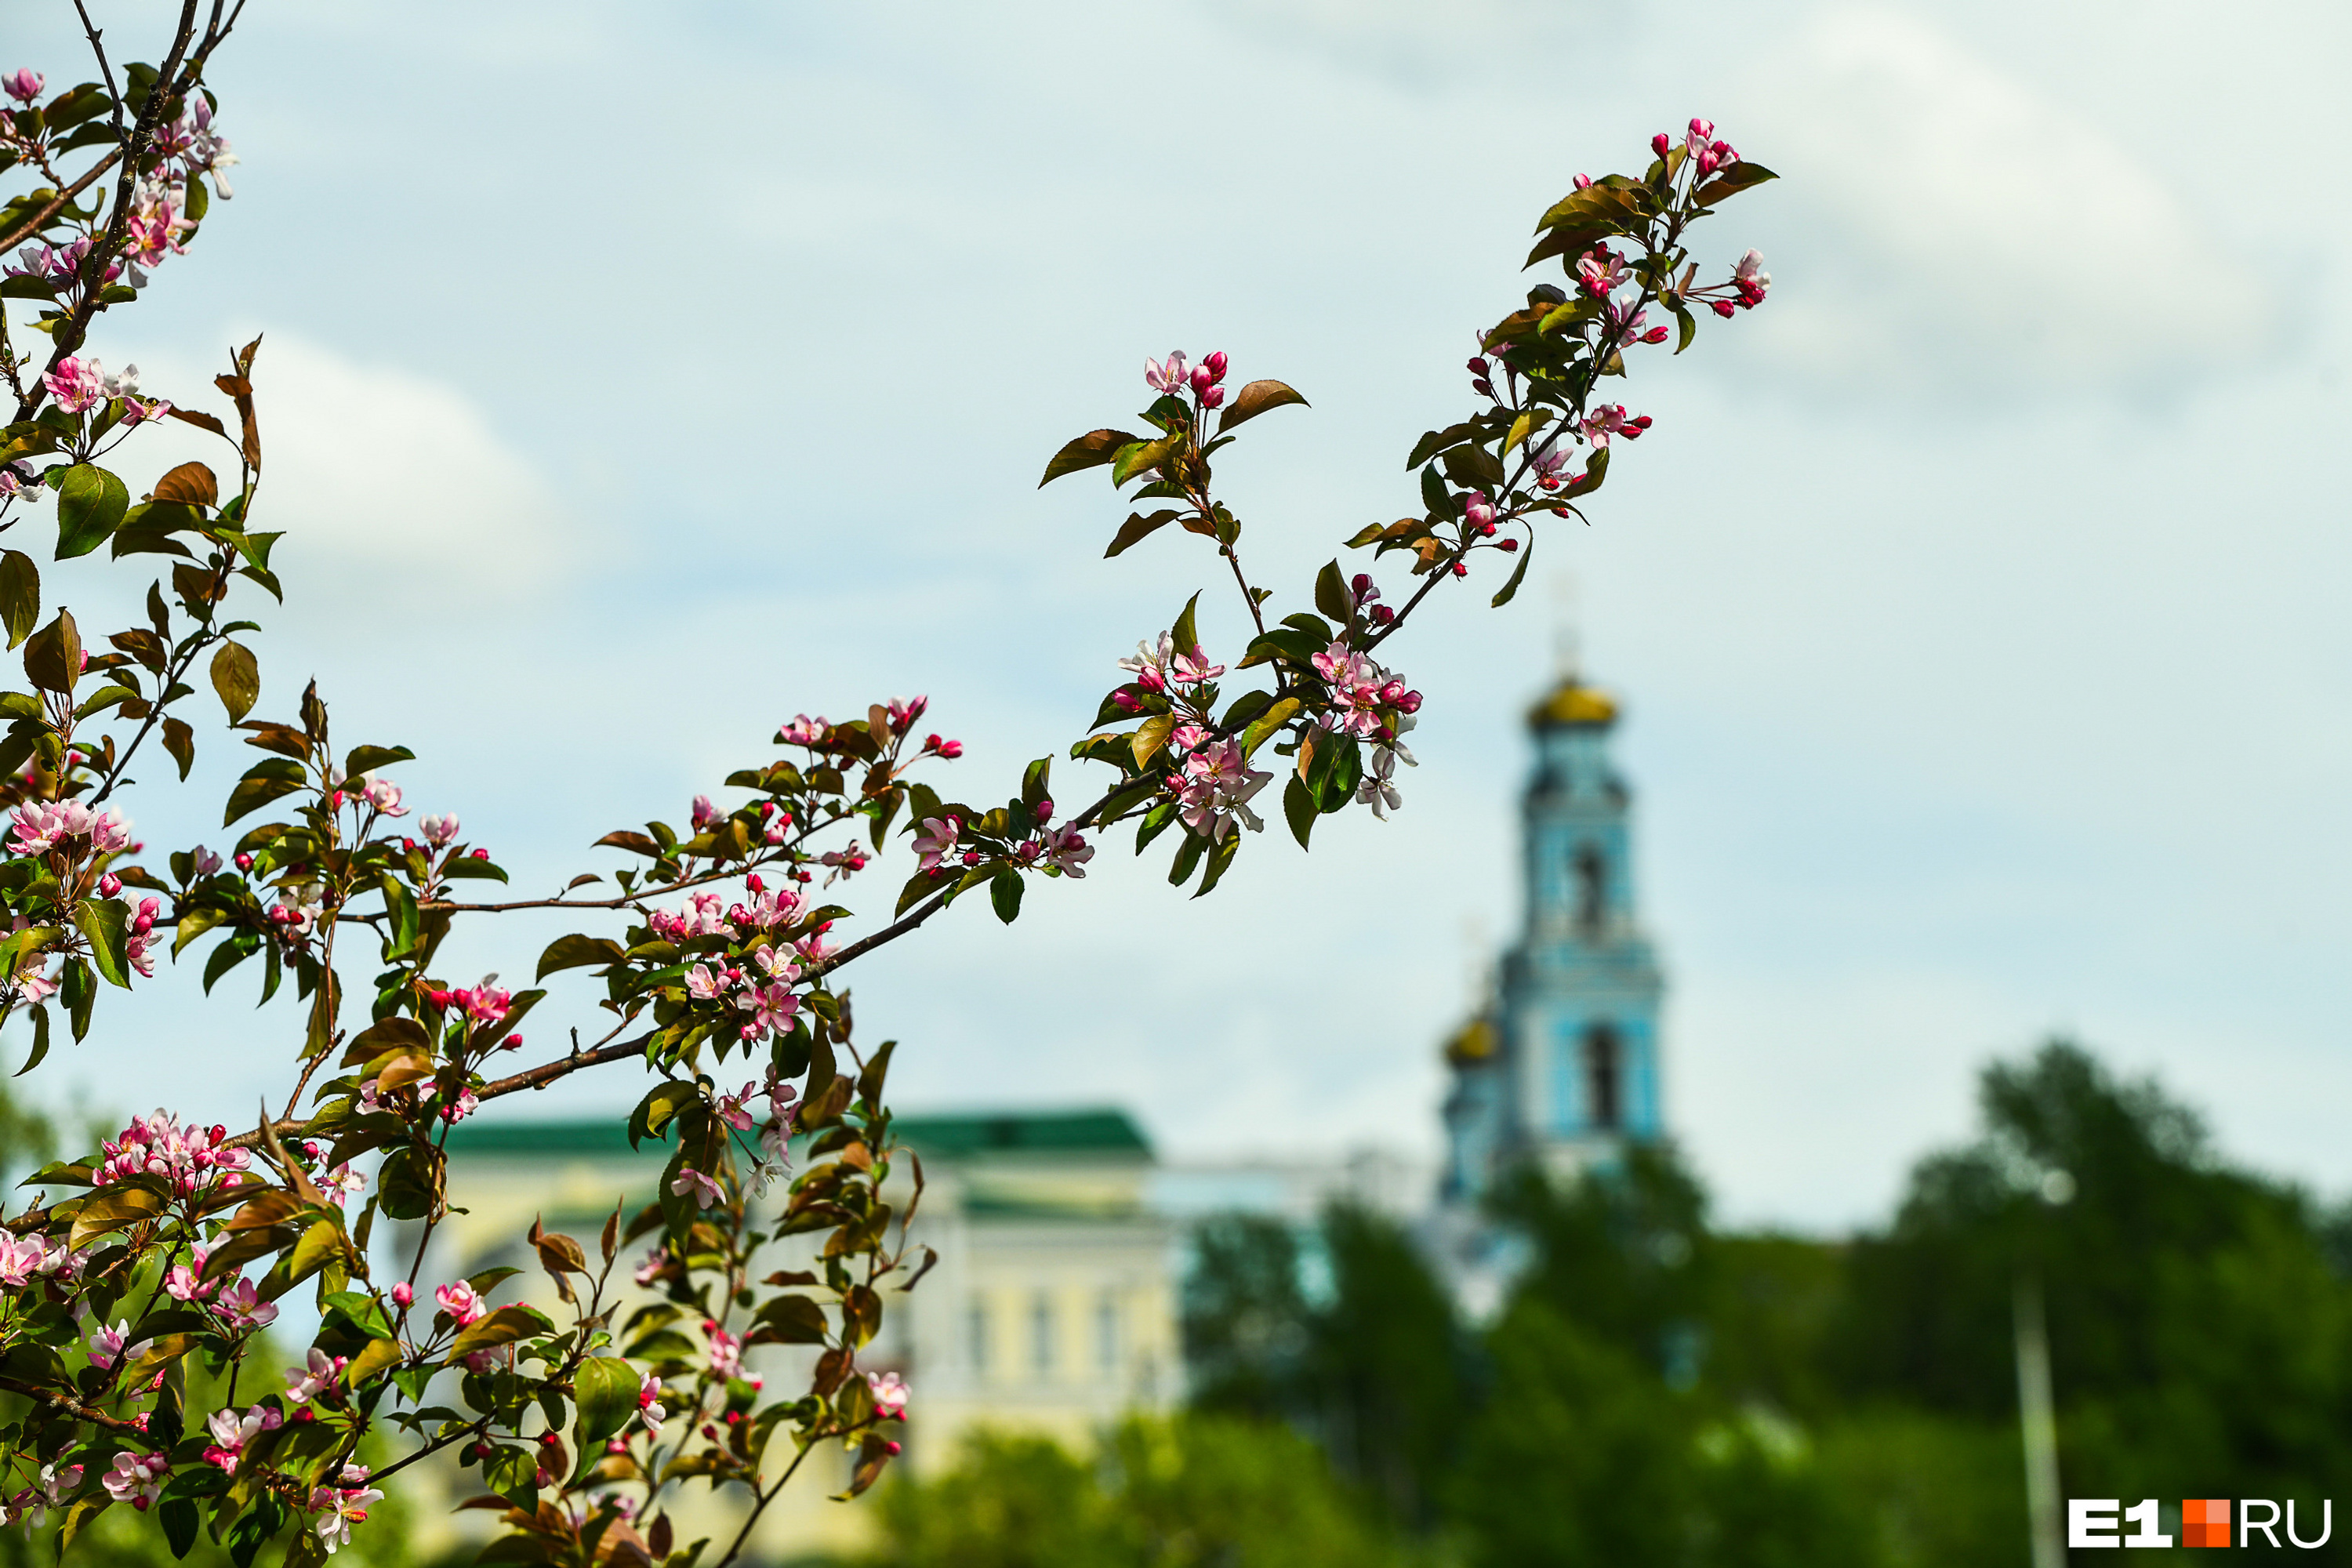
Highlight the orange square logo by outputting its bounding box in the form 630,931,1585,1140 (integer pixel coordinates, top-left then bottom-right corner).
2183,1498,2231,1548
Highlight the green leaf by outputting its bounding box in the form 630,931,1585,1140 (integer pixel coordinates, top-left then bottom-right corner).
989,867,1023,924
1169,591,1203,661
223,765,306,826
1214,379,1308,434
450,1303,555,1363
1167,829,1207,887
573,1355,638,1447
159,1497,198,1559
22,608,79,692
1109,435,1179,486
1105,509,1181,558
343,743,414,777
71,898,130,988
1313,560,1351,622
1037,428,1142,487
53,464,128,560
0,550,37,649
18,1005,48,1074
481,1443,539,1508
1490,534,1534,608
1694,162,1778,206
536,933,626,982
1241,696,1299,758
210,640,259,722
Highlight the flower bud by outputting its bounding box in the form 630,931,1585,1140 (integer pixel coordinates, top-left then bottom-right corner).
1651,132,1671,158
1498,538,1520,553
470,847,490,859
96,873,122,898
1452,561,1469,578
1689,116,1715,140
1036,798,1053,823
1203,350,1229,382
3,69,46,103
1573,172,1592,190
1462,492,1496,531
392,1283,413,1308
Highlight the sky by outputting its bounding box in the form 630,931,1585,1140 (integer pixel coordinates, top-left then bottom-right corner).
8,0,2351,1232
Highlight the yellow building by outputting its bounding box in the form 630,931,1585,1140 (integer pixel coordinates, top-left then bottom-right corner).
402,1109,1178,1560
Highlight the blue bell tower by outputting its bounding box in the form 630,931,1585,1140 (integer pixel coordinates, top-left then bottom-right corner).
1441,670,1666,1202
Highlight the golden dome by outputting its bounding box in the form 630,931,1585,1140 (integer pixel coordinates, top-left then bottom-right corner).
1528,677,1618,729
1443,1016,1499,1066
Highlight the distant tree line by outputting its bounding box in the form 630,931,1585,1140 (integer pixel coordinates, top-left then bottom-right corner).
868,1041,2352,1568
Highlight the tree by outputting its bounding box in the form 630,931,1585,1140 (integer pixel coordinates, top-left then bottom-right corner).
1838,1040,2352,1522
0,15,1779,1561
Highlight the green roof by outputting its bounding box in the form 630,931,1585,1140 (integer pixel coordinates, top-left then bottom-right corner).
442,1107,1151,1160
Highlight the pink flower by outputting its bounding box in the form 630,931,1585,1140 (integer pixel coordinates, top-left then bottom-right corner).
740,982,797,1036
691,794,718,829
886,695,928,732
362,777,407,817
911,815,960,873
3,69,45,103
284,1346,346,1402
313,1472,383,1553
1462,491,1497,533
867,1370,910,1419
633,1247,670,1287
390,1282,413,1308
435,1281,485,1327
1177,740,1272,842
685,964,725,1001
714,1082,758,1132
103,1450,168,1509
777,714,828,746
1044,826,1093,879
1357,746,1405,819
165,1252,216,1302
213,1276,278,1331
419,812,459,845
637,1371,668,1438
1575,246,1632,296
42,356,107,415
1684,116,1716,154
1733,248,1770,307
1167,646,1225,685
704,1320,743,1380
1144,350,1190,394
670,1164,724,1209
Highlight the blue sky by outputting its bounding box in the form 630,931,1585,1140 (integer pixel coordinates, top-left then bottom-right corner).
11,0,2350,1229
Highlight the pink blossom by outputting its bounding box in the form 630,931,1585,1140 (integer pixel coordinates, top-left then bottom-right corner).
284,1346,347,1402
691,794,719,829
419,812,459,845
686,964,726,1001
911,815,960,873
867,1370,910,1419
633,1247,670,1287
714,1081,758,1132
1575,246,1632,296
103,1450,168,1509
886,695,928,732
704,1319,744,1380
1168,646,1225,685
670,1164,724,1209
1530,439,1573,492
312,1471,383,1553
204,1407,272,1474
323,1162,365,1207
739,982,797,1036
1118,632,1174,692
212,1276,278,1331
94,1109,249,1195
1684,116,1716,154
165,1246,216,1302
435,1281,486,1327
1144,351,1190,394
4,69,45,103
87,1319,140,1370
1462,491,1497,533
42,356,107,415
1357,746,1405,820
777,714,828,746
1044,825,1093,879
637,1372,669,1438
1733,248,1770,307
361,777,407,817
1177,740,1272,842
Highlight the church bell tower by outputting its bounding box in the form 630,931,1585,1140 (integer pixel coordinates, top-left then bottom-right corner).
1441,670,1666,1202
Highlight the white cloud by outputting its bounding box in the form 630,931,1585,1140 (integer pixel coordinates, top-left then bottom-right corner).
125,335,578,615
1733,9,2274,394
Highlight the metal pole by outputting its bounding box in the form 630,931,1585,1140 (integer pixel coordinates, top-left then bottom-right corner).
2015,1273,2063,1568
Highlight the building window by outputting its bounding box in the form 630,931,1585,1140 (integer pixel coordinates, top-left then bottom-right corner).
1094,1290,1119,1372
967,1301,989,1375
1584,1024,1621,1129
1029,1294,1054,1376
1572,842,1606,934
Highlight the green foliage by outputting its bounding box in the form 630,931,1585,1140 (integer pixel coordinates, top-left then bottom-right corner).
866,1416,1426,1568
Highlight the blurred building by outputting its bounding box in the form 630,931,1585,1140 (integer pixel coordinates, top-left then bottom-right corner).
1439,666,1668,1204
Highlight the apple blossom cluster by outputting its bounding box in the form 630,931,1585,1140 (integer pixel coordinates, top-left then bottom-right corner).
1145,349,1231,410
1,67,234,307
92,1109,249,1195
